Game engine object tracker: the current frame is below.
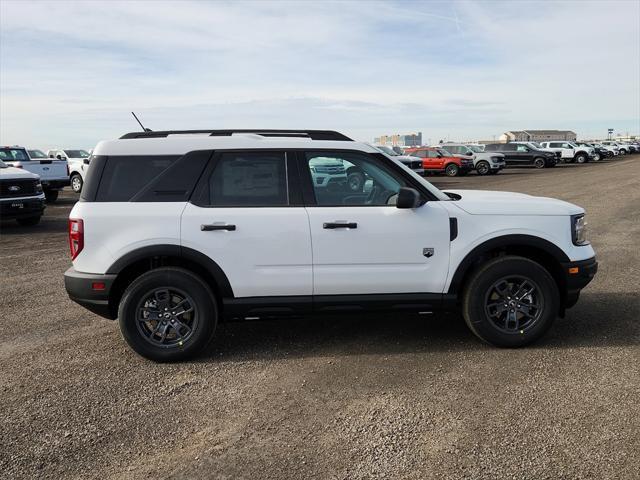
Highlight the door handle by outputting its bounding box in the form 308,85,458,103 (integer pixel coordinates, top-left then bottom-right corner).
201,224,236,231
323,222,357,229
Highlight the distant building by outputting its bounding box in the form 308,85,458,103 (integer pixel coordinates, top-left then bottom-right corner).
500,130,577,143
374,132,422,147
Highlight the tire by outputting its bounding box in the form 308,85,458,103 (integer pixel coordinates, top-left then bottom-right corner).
16,215,41,226
619,149,626,156
476,161,490,175
533,158,545,169
462,256,559,348
118,267,217,362
592,153,601,162
574,153,587,164
44,189,59,203
70,173,83,193
444,163,459,177
346,170,365,192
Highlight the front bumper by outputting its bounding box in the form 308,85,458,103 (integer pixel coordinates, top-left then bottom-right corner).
561,256,598,308
42,179,70,189
64,267,117,319
0,196,45,219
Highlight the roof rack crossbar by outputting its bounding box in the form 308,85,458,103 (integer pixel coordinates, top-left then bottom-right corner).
119,129,353,141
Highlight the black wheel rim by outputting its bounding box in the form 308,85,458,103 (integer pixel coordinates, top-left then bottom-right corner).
446,165,457,176
484,276,544,334
478,163,489,174
135,287,198,348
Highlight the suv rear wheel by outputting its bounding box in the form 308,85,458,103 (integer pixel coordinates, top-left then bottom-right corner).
445,163,459,177
118,267,217,362
462,256,559,347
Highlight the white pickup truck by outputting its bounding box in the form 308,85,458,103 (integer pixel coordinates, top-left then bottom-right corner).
46,149,91,193
0,146,69,202
538,141,596,164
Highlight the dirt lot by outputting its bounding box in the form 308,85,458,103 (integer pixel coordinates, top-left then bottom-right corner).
1,158,638,479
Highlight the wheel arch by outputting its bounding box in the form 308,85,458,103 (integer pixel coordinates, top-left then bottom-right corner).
106,245,233,318
448,234,569,304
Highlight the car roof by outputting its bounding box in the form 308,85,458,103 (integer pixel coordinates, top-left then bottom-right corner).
94,132,376,156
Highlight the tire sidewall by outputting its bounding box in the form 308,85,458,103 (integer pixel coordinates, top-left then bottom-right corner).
445,164,459,176
463,257,559,347
118,268,217,362
476,161,490,175
71,174,83,193
534,158,545,168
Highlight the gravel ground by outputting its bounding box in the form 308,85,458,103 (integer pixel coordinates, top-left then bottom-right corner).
1,157,638,479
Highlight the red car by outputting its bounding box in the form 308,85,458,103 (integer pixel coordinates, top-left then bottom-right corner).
404,147,474,177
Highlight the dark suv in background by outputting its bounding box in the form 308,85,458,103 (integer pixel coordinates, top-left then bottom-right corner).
484,143,557,168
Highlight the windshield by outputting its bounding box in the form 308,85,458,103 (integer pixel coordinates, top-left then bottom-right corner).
0,147,30,161
437,148,453,156
65,150,90,158
28,149,47,159
375,145,400,156
467,145,484,153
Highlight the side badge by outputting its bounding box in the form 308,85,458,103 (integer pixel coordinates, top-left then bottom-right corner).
423,248,434,258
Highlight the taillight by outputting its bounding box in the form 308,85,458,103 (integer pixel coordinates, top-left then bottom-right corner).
69,218,84,260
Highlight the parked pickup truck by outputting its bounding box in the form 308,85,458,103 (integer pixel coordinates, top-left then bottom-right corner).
0,159,45,225
47,149,91,193
538,141,596,164
371,145,425,176
0,146,69,202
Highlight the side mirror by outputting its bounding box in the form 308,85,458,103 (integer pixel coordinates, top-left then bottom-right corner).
396,187,421,209
83,158,90,165
56,155,63,160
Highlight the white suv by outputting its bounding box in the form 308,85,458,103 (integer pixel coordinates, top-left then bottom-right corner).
46,149,91,192
64,129,597,361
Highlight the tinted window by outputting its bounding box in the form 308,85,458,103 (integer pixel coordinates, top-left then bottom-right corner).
305,151,408,206
516,145,529,152
500,144,515,151
96,156,180,202
427,150,440,158
0,148,30,161
207,152,288,206
447,146,460,154
411,150,427,158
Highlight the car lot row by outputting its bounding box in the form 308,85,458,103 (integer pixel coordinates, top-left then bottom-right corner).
375,139,640,177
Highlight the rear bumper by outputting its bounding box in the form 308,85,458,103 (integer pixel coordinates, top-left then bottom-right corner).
561,256,598,308
64,267,117,319
0,196,45,219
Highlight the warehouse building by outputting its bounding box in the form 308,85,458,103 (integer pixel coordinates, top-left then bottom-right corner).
500,130,577,143
374,132,422,147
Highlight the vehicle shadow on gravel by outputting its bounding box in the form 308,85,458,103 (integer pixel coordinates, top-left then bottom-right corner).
203,292,638,362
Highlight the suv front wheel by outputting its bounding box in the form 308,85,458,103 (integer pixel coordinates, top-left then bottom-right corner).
462,256,559,347
118,267,217,362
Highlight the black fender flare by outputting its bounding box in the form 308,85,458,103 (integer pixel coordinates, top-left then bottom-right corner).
106,244,234,298
447,234,570,294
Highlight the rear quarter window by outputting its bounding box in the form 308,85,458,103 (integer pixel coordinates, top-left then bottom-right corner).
96,156,181,202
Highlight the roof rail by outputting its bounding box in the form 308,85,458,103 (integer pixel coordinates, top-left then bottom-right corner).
119,129,353,141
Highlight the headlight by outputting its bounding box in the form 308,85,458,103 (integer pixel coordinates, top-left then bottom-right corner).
571,214,589,245
36,182,43,193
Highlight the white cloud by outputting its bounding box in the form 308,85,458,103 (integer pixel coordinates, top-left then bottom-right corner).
1,0,638,147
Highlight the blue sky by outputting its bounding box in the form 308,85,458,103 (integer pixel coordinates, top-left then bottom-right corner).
1,0,639,148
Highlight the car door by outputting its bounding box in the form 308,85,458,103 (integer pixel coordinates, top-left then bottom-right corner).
499,144,519,164
515,144,533,164
301,150,451,296
180,150,313,298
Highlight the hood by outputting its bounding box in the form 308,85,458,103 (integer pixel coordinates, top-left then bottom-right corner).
0,166,40,180
444,189,584,216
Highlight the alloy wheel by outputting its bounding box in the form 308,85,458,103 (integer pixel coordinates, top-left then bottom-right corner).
135,287,198,348
484,276,544,334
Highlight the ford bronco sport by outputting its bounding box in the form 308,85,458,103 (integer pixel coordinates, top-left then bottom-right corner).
64,129,597,362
